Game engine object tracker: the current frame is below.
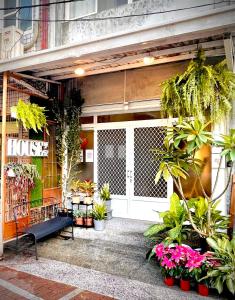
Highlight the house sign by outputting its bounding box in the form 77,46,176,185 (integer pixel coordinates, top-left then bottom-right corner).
7,138,49,157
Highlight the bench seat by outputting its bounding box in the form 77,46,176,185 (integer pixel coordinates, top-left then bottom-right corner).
25,216,73,240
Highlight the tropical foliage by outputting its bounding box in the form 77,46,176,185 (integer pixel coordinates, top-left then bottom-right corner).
201,237,235,294
99,183,111,201
79,180,96,196
144,193,189,245
188,198,229,239
11,99,48,133
150,119,235,239
92,202,107,220
161,49,235,123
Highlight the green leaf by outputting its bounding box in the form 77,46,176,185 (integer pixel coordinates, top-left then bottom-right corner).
155,170,162,184
230,149,235,161
168,225,182,239
187,134,195,141
226,278,235,294
144,223,168,237
214,277,223,294
163,168,170,181
195,197,208,218
206,237,219,250
169,193,184,218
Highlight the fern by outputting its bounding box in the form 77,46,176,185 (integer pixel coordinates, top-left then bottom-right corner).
11,99,48,133
161,49,235,123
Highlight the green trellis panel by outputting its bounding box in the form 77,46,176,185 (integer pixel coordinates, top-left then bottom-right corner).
29,129,44,208
31,157,43,208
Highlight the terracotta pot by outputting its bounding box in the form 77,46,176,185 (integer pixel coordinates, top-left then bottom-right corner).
164,277,174,286
198,283,209,296
75,217,83,226
84,217,93,226
180,279,190,291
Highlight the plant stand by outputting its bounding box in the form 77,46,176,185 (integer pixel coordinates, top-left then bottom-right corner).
71,201,94,229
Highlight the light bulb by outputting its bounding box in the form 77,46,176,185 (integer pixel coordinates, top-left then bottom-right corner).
143,56,155,65
74,68,85,76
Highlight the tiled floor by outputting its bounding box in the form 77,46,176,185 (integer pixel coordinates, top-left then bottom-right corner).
0,266,115,300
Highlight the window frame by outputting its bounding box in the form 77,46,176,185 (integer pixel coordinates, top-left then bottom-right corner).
65,0,98,21
3,0,33,34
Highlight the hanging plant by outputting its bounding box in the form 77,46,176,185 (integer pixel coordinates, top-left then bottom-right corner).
161,49,235,122
4,162,40,193
11,99,48,133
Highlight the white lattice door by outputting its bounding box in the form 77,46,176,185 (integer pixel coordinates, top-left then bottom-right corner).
94,120,173,221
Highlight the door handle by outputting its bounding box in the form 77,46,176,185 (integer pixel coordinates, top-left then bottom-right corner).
129,170,133,183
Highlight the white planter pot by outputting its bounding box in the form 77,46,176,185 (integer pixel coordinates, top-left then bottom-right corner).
7,169,16,177
94,219,105,231
105,199,111,211
72,196,80,204
84,196,92,204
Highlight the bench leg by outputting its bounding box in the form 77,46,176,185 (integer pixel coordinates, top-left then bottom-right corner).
15,235,19,254
34,236,38,260
72,223,74,240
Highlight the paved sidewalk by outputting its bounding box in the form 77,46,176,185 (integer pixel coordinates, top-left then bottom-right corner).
0,266,114,300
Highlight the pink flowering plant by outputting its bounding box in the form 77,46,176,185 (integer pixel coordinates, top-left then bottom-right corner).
154,243,208,279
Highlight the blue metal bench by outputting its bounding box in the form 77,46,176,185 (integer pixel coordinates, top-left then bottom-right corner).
13,199,74,260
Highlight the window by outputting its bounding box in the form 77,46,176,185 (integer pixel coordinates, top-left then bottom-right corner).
65,0,98,20
4,0,32,32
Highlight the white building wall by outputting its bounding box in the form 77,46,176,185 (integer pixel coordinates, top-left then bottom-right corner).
56,0,231,46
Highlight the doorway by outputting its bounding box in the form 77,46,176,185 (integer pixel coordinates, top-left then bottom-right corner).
94,119,173,221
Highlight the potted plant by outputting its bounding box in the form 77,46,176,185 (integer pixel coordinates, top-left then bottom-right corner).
151,119,235,245
92,201,107,231
160,49,235,123
70,180,82,203
99,183,111,211
73,210,84,226
4,162,40,193
179,269,191,291
191,253,213,297
84,210,93,227
11,99,48,133
153,243,207,291
144,193,189,246
154,243,177,286
200,237,235,295
80,180,96,204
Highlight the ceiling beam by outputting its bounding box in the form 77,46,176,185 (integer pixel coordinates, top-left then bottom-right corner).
34,39,224,77
10,76,49,99
52,48,225,81
11,72,61,84
224,36,235,71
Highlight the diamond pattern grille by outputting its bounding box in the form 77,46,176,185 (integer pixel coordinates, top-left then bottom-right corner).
134,127,167,198
97,129,126,195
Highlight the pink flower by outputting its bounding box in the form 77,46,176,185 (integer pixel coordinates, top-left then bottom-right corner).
171,247,182,263
155,243,165,259
161,257,176,269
